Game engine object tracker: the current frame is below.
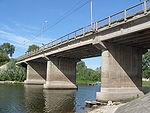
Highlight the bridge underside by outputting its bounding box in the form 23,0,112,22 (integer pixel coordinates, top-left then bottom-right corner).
105,28,150,49
50,44,101,59
23,44,101,89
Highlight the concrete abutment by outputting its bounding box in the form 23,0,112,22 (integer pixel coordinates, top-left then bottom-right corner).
24,61,46,85
44,57,78,89
96,44,144,102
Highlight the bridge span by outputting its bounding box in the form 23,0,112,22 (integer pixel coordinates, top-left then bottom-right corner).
17,1,150,102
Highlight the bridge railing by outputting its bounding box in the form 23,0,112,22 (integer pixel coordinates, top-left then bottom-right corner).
18,0,150,61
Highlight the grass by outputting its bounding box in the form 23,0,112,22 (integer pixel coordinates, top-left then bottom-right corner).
142,81,150,86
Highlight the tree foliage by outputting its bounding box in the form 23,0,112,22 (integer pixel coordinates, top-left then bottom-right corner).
0,59,26,82
0,43,15,66
27,45,39,52
142,50,150,79
0,54,9,66
0,43,15,57
76,61,100,82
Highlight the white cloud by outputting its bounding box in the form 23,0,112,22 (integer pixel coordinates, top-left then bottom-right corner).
1,25,15,32
13,22,40,34
0,30,31,48
0,29,52,49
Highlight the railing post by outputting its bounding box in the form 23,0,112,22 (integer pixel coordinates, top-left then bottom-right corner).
94,22,98,31
124,9,127,21
74,32,76,38
144,0,147,14
83,27,86,36
68,35,69,40
109,16,111,27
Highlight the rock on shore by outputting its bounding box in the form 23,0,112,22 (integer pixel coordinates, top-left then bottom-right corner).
115,92,150,113
86,103,125,113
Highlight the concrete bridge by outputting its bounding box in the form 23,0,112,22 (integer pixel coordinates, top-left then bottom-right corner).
17,1,150,102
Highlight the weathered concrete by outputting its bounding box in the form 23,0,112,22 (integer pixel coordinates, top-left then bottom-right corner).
115,92,150,113
96,44,144,102
44,57,78,89
25,61,46,85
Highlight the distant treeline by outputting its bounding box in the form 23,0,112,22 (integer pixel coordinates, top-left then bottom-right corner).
76,61,101,84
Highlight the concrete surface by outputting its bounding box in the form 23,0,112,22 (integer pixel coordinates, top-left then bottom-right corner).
25,61,46,85
44,57,77,89
96,44,144,102
115,92,150,113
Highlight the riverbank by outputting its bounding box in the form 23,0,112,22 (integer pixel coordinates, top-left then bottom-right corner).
0,81,24,84
0,80,149,85
86,103,125,113
77,80,150,86
76,80,98,85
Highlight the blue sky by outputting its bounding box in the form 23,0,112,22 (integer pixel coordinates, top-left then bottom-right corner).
0,0,142,69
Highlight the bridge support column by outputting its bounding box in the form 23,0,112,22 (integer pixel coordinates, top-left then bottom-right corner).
44,57,78,89
24,62,46,85
96,44,144,102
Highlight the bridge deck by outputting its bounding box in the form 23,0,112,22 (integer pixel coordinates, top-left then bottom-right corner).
17,0,150,62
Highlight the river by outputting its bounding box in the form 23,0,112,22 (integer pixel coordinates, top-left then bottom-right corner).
0,84,100,113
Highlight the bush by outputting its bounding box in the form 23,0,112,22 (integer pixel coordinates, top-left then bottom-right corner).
0,54,10,66
0,59,26,82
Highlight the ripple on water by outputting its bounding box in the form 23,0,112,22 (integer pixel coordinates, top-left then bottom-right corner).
0,84,100,113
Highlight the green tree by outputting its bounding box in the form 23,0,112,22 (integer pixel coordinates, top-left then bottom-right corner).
76,61,100,83
142,50,150,79
0,43,15,57
27,44,39,52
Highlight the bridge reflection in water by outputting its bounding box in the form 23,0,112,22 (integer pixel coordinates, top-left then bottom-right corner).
24,85,99,113
43,90,75,113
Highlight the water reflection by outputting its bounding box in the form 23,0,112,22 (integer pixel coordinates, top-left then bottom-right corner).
43,90,76,113
24,85,46,113
0,84,26,113
0,84,100,113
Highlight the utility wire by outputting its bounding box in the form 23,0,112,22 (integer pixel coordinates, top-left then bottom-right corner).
22,0,90,46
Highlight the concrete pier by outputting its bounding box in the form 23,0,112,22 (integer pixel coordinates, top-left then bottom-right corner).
24,62,46,85
44,57,78,89
96,44,144,102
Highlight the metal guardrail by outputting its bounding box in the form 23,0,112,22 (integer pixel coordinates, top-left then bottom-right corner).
18,0,150,61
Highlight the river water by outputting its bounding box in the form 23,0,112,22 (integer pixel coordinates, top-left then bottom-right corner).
0,84,100,113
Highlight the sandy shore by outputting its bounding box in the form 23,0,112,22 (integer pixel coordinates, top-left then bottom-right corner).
86,103,125,113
